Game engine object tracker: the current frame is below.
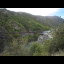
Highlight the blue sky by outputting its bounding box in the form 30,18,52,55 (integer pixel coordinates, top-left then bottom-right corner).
7,8,64,19
52,8,64,18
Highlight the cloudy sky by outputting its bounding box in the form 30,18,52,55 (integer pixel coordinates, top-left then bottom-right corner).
7,8,64,18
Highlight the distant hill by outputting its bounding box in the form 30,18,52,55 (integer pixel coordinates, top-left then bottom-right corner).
18,11,64,27
33,16,64,27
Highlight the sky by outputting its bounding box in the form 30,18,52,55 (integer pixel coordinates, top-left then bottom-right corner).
6,8,64,18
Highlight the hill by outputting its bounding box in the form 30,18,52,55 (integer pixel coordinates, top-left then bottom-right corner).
17,11,64,28
0,9,49,53
34,16,64,27
0,8,64,56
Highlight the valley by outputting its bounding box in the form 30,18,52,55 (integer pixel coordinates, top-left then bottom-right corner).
0,8,64,56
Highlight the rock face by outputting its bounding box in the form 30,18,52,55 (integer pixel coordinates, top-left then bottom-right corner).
38,30,53,42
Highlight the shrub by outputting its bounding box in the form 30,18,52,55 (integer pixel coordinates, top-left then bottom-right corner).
41,40,52,56
1,38,30,56
29,42,49,56
49,25,64,53
42,25,64,54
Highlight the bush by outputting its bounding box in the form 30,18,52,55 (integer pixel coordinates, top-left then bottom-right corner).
49,25,64,53
21,36,29,44
41,40,52,56
42,25,64,54
1,38,31,56
29,42,49,56
28,33,39,42
52,50,64,56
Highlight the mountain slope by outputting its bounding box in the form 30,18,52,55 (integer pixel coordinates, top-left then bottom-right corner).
0,9,64,55
17,12,64,27
0,9,50,53
0,9,49,33
34,16,64,27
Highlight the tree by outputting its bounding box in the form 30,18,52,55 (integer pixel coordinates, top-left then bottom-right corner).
48,24,64,53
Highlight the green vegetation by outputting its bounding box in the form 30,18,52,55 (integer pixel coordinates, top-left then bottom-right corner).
0,8,64,56
48,24,64,54
34,16,64,28
30,42,43,56
0,9,49,56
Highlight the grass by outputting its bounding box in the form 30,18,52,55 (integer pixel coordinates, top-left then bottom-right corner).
51,50,64,56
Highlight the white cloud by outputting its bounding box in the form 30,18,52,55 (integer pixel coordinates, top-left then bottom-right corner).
61,16,64,19
6,8,60,16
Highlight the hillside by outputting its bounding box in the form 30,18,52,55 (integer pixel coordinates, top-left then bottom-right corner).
33,16,64,27
0,8,64,56
0,9,49,53
17,11,64,28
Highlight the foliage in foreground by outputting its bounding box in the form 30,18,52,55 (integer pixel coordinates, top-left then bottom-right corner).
1,24,64,56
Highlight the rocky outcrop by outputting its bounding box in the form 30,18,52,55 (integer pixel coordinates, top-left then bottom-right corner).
38,31,53,42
